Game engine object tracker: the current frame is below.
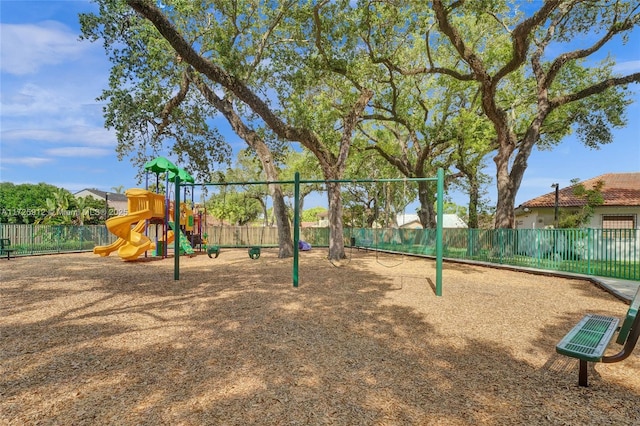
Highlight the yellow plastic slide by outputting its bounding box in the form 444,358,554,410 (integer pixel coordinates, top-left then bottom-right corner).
115,209,155,260
95,209,155,260
94,188,167,261
93,219,147,257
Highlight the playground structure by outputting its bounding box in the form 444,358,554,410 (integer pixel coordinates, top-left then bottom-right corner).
93,156,207,261
93,188,199,261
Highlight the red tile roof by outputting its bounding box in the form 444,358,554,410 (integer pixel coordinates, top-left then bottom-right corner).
520,172,640,208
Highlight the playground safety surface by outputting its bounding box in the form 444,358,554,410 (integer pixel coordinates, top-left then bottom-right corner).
1,249,639,425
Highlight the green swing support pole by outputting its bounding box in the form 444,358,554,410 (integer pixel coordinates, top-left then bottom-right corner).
293,172,300,287
436,168,444,296
174,176,180,280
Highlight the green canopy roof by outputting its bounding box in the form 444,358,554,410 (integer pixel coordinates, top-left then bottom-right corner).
144,156,179,174
169,167,195,184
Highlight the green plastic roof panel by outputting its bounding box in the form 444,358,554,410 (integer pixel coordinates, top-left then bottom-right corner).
144,156,179,174
169,167,195,184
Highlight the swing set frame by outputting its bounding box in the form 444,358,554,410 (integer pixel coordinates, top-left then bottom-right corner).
173,169,445,295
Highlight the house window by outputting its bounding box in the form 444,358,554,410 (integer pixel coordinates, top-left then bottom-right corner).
602,215,636,229
602,215,637,239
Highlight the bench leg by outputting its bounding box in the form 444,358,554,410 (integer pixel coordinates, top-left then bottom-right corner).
579,360,588,387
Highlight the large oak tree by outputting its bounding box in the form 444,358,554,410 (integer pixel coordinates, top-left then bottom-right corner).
121,0,373,260
429,0,640,228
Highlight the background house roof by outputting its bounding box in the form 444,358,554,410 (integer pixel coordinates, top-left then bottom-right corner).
74,189,129,202
519,172,640,208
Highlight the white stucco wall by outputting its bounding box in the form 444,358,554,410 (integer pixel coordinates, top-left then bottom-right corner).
516,206,640,229
515,210,552,229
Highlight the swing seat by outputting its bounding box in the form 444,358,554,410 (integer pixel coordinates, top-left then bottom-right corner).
207,246,220,258
248,246,261,259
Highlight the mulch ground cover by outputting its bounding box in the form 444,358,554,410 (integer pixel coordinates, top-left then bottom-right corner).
1,249,639,425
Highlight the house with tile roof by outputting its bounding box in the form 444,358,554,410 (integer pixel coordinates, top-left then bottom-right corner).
74,188,129,216
514,172,640,229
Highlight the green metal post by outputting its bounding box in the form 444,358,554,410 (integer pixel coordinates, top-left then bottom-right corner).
436,168,444,296
293,172,300,287
165,171,170,258
536,228,540,268
587,228,592,276
174,176,180,281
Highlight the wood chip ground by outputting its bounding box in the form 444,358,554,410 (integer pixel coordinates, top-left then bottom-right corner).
1,249,639,425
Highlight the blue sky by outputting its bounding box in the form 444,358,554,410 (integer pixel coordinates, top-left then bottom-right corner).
1,0,639,209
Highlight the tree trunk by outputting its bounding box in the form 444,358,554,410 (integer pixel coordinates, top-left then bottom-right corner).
467,179,479,229
364,200,377,228
494,130,535,230
417,180,436,229
493,151,517,229
327,181,345,260
268,183,293,258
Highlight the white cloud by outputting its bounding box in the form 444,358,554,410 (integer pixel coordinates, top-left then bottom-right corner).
1,129,56,141
613,60,640,73
1,82,103,118
2,126,115,147
45,147,112,157
1,157,53,167
1,83,67,116
0,21,90,75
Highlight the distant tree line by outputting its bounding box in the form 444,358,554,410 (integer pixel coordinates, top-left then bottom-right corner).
0,183,107,225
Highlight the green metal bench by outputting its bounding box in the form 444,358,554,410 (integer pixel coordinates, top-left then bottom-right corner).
0,238,15,260
556,286,640,386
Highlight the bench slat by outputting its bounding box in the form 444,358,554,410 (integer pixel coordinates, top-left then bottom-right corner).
556,314,619,362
